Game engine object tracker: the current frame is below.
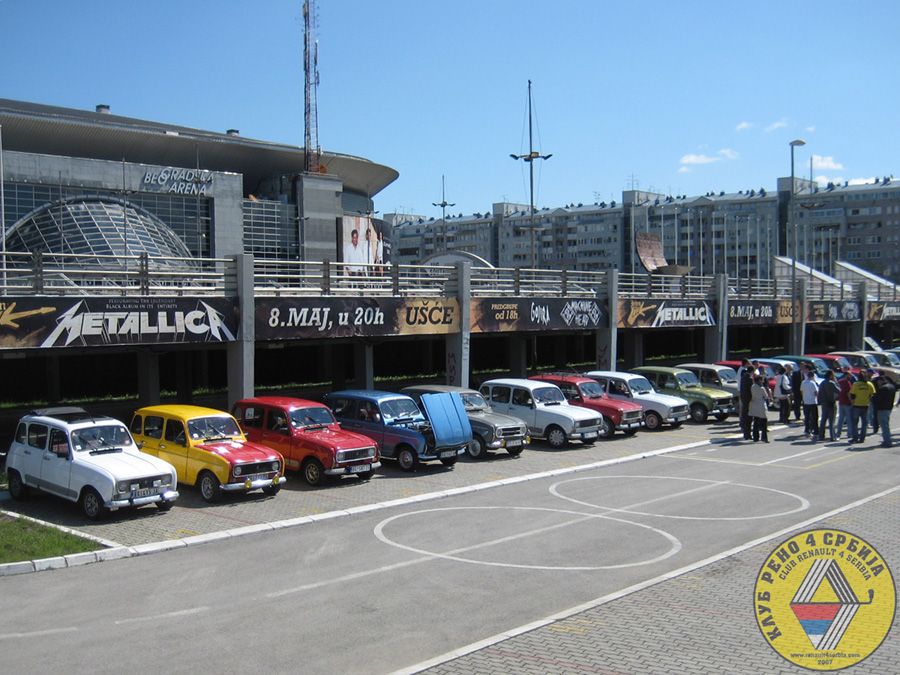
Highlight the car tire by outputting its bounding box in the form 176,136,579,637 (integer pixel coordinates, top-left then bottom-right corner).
598,417,614,439
546,425,567,449
156,500,173,512
80,487,106,521
302,458,324,487
690,403,709,423
644,411,663,431
199,471,222,503
262,485,281,496
7,470,28,500
356,470,373,481
440,456,457,467
397,446,418,472
507,445,524,456
468,435,487,459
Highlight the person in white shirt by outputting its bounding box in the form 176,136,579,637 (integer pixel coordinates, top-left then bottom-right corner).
800,370,820,439
343,229,366,276
775,364,793,424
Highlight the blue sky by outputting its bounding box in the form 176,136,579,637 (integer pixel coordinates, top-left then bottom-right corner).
2,0,897,219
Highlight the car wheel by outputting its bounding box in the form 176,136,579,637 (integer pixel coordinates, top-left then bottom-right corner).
690,403,709,424
507,445,524,456
644,411,662,431
397,446,418,471
156,500,173,512
7,470,28,500
262,485,281,496
356,470,373,481
598,417,614,439
440,456,457,467
302,458,324,487
546,425,567,449
80,487,106,520
199,471,222,503
468,435,487,459
715,413,730,422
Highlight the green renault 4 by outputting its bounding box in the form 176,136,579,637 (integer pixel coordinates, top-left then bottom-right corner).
631,366,738,423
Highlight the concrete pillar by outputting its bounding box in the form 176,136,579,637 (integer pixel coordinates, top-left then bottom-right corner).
446,262,471,387
227,254,255,408
176,351,193,403
46,355,61,403
553,336,567,369
849,282,868,349
703,273,728,362
137,350,160,406
790,278,808,354
596,269,618,369
622,331,644,369
509,335,528,377
354,343,375,389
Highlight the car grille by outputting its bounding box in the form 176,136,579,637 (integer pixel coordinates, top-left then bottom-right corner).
236,461,277,476
497,426,523,438
127,474,169,489
575,418,600,429
622,411,643,423
672,405,689,415
336,447,376,463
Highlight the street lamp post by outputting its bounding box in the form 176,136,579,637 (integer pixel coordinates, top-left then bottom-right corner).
510,80,551,268
789,138,806,354
432,174,455,254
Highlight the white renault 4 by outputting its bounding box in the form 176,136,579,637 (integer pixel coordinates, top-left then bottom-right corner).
6,407,179,520
479,378,603,448
583,370,690,431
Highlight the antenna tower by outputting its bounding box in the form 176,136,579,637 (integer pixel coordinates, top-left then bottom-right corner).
303,0,320,173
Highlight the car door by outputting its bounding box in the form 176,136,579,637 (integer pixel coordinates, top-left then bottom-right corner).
160,418,189,478
605,377,631,404
19,422,47,487
38,426,75,500
509,387,538,433
259,406,294,459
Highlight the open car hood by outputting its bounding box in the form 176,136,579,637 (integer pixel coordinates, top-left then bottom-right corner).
420,392,472,448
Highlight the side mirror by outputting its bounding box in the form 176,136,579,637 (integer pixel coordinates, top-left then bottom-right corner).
571,395,582,402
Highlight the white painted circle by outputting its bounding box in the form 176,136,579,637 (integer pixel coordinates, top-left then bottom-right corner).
549,475,809,521
373,505,682,571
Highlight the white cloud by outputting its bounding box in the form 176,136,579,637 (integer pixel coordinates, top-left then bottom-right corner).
680,153,719,165
736,121,753,132
812,154,844,170
678,166,691,173
765,118,788,133
814,175,874,187
848,176,873,186
806,126,816,133
718,148,739,160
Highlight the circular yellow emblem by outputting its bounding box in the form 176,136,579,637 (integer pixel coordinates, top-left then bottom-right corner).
754,529,895,670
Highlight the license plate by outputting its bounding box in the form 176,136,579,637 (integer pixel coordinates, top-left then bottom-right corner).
132,488,155,498
439,450,456,458
583,432,598,439
506,439,522,447
347,464,371,473
247,473,269,482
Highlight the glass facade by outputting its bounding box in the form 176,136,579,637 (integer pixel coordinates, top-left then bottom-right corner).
243,198,299,260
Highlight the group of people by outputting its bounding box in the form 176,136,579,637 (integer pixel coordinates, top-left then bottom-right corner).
738,359,776,443
761,359,897,448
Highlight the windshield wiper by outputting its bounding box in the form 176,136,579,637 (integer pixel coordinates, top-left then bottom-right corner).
303,424,327,431
89,445,121,454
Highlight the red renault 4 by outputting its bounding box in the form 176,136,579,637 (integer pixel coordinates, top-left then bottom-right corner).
529,373,644,437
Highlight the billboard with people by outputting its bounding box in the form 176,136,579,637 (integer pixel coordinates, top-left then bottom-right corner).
340,215,391,274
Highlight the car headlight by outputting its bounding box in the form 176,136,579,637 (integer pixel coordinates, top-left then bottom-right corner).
233,465,243,477
116,481,129,493
272,461,280,472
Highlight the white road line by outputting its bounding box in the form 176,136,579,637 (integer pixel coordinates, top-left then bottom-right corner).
761,446,832,464
0,627,78,640
114,607,210,625
392,483,900,675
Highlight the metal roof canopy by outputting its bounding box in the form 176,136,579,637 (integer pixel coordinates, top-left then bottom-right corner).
0,99,398,198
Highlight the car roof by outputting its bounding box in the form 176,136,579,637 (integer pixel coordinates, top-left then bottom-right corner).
677,363,728,370
585,370,641,380
481,378,556,390
530,373,593,385
327,389,412,402
402,384,477,395
134,404,234,419
236,396,324,409
632,366,689,374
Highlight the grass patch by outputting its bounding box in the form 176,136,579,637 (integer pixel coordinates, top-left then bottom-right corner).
0,515,101,564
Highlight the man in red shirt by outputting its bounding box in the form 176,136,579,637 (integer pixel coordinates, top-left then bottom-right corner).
836,366,855,440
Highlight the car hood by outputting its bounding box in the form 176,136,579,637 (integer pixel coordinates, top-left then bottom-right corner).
78,448,174,479
579,396,642,414
538,402,601,422
690,386,734,400
295,425,376,452
195,439,282,462
421,392,473,447
635,392,689,407
469,409,526,429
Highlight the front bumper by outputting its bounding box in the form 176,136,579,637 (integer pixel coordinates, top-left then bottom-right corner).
326,461,382,476
615,420,643,431
108,489,179,511
666,412,690,423
487,436,529,449
571,428,600,441
222,476,287,492
421,445,468,461
711,404,736,415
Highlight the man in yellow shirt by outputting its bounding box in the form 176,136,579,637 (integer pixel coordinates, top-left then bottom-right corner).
849,371,877,444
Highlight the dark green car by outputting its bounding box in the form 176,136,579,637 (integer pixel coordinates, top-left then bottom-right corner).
631,366,738,423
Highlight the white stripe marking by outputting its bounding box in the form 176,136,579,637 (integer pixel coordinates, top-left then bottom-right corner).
114,606,210,625
0,627,77,640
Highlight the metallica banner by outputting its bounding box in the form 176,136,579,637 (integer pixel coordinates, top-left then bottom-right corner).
0,297,239,349
727,299,794,325
470,297,608,333
806,300,862,323
617,298,716,329
867,301,900,322
256,297,459,340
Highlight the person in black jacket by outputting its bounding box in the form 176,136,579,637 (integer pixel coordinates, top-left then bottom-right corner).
739,359,754,440
873,377,896,448
817,369,840,442
790,364,804,421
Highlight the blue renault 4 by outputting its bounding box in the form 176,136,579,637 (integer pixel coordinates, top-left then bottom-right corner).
323,390,471,471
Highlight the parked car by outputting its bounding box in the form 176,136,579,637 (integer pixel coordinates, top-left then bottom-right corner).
131,405,286,502
775,355,828,383
858,350,900,383
402,385,528,459
715,359,779,407
631,366,738,423
6,407,178,520
232,396,380,486
583,370,690,431
528,373,644,437
479,378,604,448
827,351,897,383
323,390,471,471
677,363,740,395
805,353,856,377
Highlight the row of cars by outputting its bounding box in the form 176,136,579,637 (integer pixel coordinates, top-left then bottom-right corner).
3,365,743,521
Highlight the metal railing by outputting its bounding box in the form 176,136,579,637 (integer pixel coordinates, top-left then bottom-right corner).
0,251,234,296
727,277,793,299
617,273,713,298
470,267,606,298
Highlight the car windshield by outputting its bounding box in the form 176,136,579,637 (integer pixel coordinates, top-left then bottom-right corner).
534,386,565,404
859,354,879,367
629,377,654,394
676,372,701,388
290,407,335,427
71,424,133,452
872,352,900,367
830,356,852,370
758,365,776,378
579,381,605,398
717,368,738,383
381,397,423,421
806,358,829,376
460,392,489,410
187,415,242,441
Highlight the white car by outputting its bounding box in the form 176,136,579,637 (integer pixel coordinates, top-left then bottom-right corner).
479,378,603,448
583,371,690,431
6,407,179,520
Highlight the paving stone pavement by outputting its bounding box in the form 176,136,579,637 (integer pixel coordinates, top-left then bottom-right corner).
420,491,900,675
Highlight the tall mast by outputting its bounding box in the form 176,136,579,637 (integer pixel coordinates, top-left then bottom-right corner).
303,0,320,173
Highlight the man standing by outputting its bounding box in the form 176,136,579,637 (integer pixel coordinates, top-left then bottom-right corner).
739,358,754,440
800,370,820,440
790,363,804,422
848,370,876,444
775,364,793,425
836,366,855,440
872,375,896,448
817,370,840,442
